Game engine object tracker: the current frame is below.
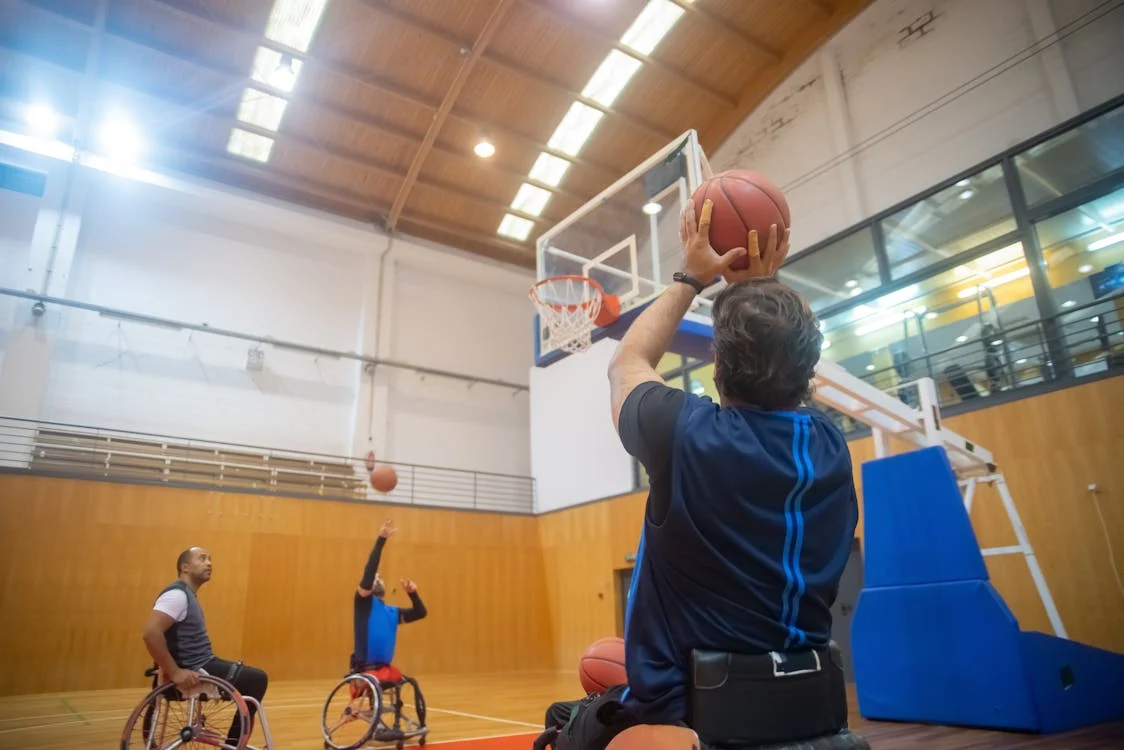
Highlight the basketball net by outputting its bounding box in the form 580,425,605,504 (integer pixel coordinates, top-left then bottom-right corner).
529,276,604,354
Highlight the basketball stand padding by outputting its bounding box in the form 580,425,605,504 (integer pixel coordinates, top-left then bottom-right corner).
851,446,1124,733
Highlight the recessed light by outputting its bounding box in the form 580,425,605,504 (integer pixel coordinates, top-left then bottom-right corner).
849,287,862,297
925,312,938,320
958,189,975,200
1078,264,1094,273
956,178,971,187
1016,358,1027,364
844,279,858,288
865,364,875,372
956,335,968,343
990,339,1002,346
642,201,662,215
474,138,496,158
1061,300,1075,308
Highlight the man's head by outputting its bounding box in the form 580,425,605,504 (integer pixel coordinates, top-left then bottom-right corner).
711,279,822,409
372,573,386,599
176,546,212,587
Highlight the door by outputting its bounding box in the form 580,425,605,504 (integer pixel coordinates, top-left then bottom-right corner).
829,538,864,683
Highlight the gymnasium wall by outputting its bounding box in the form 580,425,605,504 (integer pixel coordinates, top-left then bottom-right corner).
0,474,552,696
710,0,1124,251
537,376,1124,671
0,145,535,474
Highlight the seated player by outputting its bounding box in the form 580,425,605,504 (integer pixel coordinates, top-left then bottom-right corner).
142,546,269,746
351,519,428,675
537,201,859,749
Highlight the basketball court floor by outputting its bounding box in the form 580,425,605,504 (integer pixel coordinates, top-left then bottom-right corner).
2,673,1119,749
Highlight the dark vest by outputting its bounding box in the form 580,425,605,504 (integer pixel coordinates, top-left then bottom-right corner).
161,580,214,670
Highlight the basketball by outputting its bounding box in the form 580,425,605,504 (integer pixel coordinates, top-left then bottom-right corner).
578,636,627,695
691,169,790,271
369,465,398,493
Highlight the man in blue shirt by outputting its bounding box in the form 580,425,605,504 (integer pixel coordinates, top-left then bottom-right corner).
537,200,858,749
351,519,428,673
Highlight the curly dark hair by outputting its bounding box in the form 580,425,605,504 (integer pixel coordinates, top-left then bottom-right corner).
711,279,823,409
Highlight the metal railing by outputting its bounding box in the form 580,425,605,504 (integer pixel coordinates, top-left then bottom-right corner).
0,417,535,514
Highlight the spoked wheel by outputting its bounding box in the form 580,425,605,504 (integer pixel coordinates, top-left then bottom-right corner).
120,675,250,750
322,674,381,750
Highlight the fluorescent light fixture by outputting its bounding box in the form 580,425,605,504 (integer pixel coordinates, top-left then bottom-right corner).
529,153,570,187
1061,300,1075,308
474,138,496,158
1016,358,1027,364
227,128,275,162
621,0,686,55
1090,316,1100,323
25,103,59,135
582,50,643,108
1088,231,1124,252
844,279,858,288
250,47,303,92
1078,264,1094,273
958,189,975,200
511,183,552,217
956,178,971,187
956,335,968,343
497,213,534,241
990,339,1002,346
855,310,907,337
264,0,330,52
237,89,289,132
957,266,1030,298
548,102,604,157
97,113,142,161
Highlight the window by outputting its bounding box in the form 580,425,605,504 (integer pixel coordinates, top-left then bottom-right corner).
1034,187,1124,377
778,227,881,312
686,362,719,402
819,242,1043,406
881,164,1016,280
1016,105,1124,208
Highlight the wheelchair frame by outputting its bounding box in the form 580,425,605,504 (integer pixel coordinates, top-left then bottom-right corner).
321,668,428,750
119,664,275,750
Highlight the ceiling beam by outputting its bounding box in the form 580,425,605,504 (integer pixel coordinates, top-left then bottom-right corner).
519,0,738,108
386,0,515,230
665,0,780,62
350,0,678,142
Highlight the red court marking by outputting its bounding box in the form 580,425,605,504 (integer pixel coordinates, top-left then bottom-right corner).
424,731,539,749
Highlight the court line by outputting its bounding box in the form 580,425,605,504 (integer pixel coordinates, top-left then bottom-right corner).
423,728,540,746
59,697,90,726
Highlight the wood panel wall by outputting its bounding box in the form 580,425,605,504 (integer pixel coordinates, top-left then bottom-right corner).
0,477,552,696
1,377,1120,696
537,376,1124,670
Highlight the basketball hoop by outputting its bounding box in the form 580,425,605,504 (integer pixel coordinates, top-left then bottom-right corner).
530,276,619,354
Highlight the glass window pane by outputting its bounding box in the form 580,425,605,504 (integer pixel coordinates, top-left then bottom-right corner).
1034,186,1124,376
686,362,720,402
778,227,880,312
1016,104,1124,207
658,352,683,376
881,164,1016,279
820,241,1047,406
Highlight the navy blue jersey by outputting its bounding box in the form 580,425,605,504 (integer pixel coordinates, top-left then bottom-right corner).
618,382,858,723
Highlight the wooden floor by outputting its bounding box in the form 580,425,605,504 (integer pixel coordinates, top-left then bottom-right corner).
0,672,1120,749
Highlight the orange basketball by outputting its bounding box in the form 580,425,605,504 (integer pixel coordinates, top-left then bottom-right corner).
691,169,790,271
369,465,398,493
579,636,626,695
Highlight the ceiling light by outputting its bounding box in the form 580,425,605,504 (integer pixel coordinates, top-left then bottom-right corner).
25,103,59,135
865,364,875,372
956,266,1030,298
1090,315,1100,323
474,138,496,158
250,47,304,93
226,128,275,162
642,201,662,215
1061,300,1075,308
990,339,1002,346
1078,264,1094,273
237,89,288,131
849,287,862,297
497,213,534,241
547,102,604,157
1016,358,1027,364
1081,215,1095,226
844,279,858,288
925,311,938,320
511,183,551,216
264,0,330,53
621,0,687,55
1088,231,1124,252
958,189,975,200
956,335,968,343
582,50,643,108
97,113,142,161
821,339,831,351
956,178,971,187
529,153,570,187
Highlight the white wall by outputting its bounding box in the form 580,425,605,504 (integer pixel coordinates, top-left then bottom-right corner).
0,146,535,475
711,0,1124,252
529,337,634,513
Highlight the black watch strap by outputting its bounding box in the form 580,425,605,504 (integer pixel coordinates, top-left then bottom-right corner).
673,271,706,295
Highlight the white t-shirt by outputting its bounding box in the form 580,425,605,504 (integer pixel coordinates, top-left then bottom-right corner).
153,588,189,623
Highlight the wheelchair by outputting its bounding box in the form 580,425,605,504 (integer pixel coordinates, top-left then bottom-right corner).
120,664,275,750
321,663,428,750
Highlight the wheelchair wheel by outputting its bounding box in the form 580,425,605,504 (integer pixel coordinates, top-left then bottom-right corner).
382,676,426,748
322,673,380,750
120,675,250,750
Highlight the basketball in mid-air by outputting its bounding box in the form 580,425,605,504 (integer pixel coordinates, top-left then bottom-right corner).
578,636,627,695
691,170,790,271
369,465,398,493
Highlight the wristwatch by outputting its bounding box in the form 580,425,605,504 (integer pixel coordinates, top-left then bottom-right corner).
673,271,706,295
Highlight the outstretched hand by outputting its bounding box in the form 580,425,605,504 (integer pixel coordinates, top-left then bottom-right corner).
379,518,395,539
679,199,748,286
400,578,417,594
723,224,791,283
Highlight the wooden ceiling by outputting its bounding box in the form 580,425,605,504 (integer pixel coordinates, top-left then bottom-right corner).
0,0,872,268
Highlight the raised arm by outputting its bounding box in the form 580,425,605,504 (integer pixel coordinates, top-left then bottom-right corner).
397,579,428,623
357,518,395,597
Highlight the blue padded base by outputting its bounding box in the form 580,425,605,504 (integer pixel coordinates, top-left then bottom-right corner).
1019,631,1124,733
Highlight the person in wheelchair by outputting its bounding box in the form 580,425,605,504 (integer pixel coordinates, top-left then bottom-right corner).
142,546,269,746
536,206,862,750
351,519,428,674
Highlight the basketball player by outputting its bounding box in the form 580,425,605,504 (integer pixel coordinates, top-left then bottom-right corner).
537,200,858,749
351,519,428,672
142,546,269,745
